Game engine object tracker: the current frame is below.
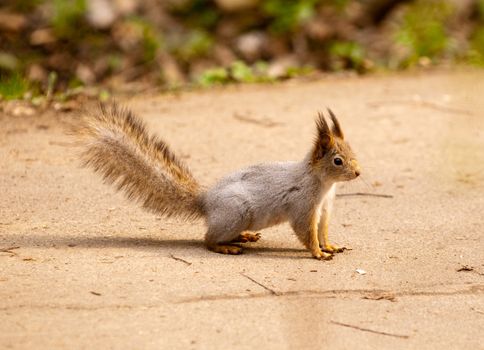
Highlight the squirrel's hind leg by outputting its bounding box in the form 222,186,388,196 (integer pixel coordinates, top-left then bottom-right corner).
204,219,247,255
204,198,253,255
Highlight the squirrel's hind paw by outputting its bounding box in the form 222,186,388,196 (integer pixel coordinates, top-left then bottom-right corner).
208,244,243,255
231,232,261,243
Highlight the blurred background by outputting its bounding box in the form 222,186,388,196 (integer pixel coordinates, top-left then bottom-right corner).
0,0,483,98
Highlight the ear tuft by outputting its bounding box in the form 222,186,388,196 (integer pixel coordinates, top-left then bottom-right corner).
327,108,344,139
316,111,331,138
312,111,334,162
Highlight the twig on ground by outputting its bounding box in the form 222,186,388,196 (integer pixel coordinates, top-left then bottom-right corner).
457,265,474,272
337,192,393,199
417,100,473,116
0,246,20,255
240,273,280,295
233,113,282,128
457,265,484,276
362,292,397,302
330,321,409,339
176,284,483,304
169,254,192,266
367,100,474,116
470,307,484,315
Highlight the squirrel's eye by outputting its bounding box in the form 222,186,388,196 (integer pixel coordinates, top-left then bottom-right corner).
333,157,343,166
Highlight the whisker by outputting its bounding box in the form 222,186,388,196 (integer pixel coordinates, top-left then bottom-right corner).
358,165,378,170
358,175,373,191
339,178,367,195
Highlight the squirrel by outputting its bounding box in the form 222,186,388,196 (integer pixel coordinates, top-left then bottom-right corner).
74,102,360,260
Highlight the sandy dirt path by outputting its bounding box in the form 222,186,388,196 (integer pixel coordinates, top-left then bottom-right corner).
1,70,483,349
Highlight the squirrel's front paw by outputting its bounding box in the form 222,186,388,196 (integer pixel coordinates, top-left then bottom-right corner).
321,244,346,254
312,249,333,260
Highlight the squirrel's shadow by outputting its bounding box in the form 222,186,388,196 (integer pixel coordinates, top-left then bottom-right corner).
2,233,309,260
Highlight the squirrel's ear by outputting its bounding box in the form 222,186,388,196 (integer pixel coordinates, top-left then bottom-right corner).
327,108,344,139
316,111,331,137
313,112,334,160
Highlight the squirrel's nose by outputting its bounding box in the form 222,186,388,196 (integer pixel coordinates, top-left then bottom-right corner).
355,170,360,177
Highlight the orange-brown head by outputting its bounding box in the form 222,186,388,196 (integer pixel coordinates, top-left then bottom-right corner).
311,109,360,182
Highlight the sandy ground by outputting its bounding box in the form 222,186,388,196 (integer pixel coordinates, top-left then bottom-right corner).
1,70,483,350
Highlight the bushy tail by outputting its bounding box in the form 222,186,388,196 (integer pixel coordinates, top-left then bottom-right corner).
74,102,204,220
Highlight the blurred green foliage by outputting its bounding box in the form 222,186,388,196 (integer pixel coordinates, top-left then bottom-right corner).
1,0,483,98
469,27,484,65
198,67,230,86
331,0,351,11
51,0,87,38
263,0,319,33
127,17,164,63
329,41,365,70
395,0,452,66
0,73,31,100
12,0,44,12
170,0,219,29
174,30,214,62
468,0,484,65
198,61,278,86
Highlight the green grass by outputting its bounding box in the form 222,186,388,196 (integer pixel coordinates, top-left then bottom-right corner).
0,73,31,100
197,60,313,87
197,67,229,86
